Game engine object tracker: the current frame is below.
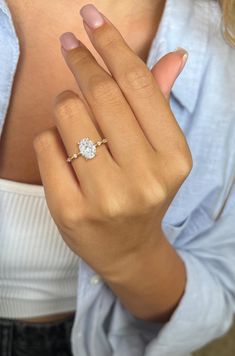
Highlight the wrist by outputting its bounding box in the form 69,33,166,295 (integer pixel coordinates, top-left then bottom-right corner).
103,229,186,322
103,227,166,284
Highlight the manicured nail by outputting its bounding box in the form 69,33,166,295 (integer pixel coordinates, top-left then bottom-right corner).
180,52,188,71
80,4,105,29
174,47,188,71
60,32,80,51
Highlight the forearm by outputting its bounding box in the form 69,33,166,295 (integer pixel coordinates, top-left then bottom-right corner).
104,230,187,323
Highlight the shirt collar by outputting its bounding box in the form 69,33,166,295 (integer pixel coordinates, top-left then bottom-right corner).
0,0,10,15
147,0,219,114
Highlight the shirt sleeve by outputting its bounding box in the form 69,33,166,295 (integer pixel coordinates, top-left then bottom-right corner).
102,203,235,356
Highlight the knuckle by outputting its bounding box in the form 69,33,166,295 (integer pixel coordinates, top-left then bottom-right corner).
68,46,92,68
121,66,155,96
99,198,124,219
97,189,130,219
59,206,81,230
33,128,55,153
140,179,167,209
55,91,78,116
94,26,123,50
168,136,193,180
175,150,193,178
99,180,167,219
88,74,120,101
54,91,82,124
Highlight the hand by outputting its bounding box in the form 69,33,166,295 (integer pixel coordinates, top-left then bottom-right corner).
33,4,192,280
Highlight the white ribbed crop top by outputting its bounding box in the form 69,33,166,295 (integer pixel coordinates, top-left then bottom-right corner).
0,177,80,319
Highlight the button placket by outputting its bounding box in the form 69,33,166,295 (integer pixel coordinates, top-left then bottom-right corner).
90,274,102,285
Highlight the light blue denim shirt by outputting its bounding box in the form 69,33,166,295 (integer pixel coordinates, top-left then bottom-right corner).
1,0,235,355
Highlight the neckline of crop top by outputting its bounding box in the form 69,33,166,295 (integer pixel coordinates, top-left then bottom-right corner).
0,177,45,196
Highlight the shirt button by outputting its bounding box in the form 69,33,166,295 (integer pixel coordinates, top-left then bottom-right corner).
90,274,102,285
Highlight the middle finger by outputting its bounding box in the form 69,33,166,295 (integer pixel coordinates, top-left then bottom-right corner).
59,34,155,166
80,5,187,154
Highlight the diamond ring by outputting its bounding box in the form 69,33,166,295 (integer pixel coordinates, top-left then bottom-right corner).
66,137,108,163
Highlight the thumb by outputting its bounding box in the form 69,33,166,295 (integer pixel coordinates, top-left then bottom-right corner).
151,48,188,100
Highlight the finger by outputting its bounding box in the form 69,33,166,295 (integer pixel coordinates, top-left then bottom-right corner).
33,126,84,219
59,34,154,167
53,90,116,192
151,49,188,100
79,4,187,153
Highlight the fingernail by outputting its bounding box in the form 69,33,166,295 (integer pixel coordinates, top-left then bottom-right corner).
180,52,188,71
60,32,80,51
80,4,105,29
173,47,188,72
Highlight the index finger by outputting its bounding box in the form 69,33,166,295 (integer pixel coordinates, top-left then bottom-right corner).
79,4,188,153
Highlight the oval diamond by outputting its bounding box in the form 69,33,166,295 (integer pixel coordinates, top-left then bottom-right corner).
78,138,96,160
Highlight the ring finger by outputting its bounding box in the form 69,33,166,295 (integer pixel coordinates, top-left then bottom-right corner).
54,90,117,192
